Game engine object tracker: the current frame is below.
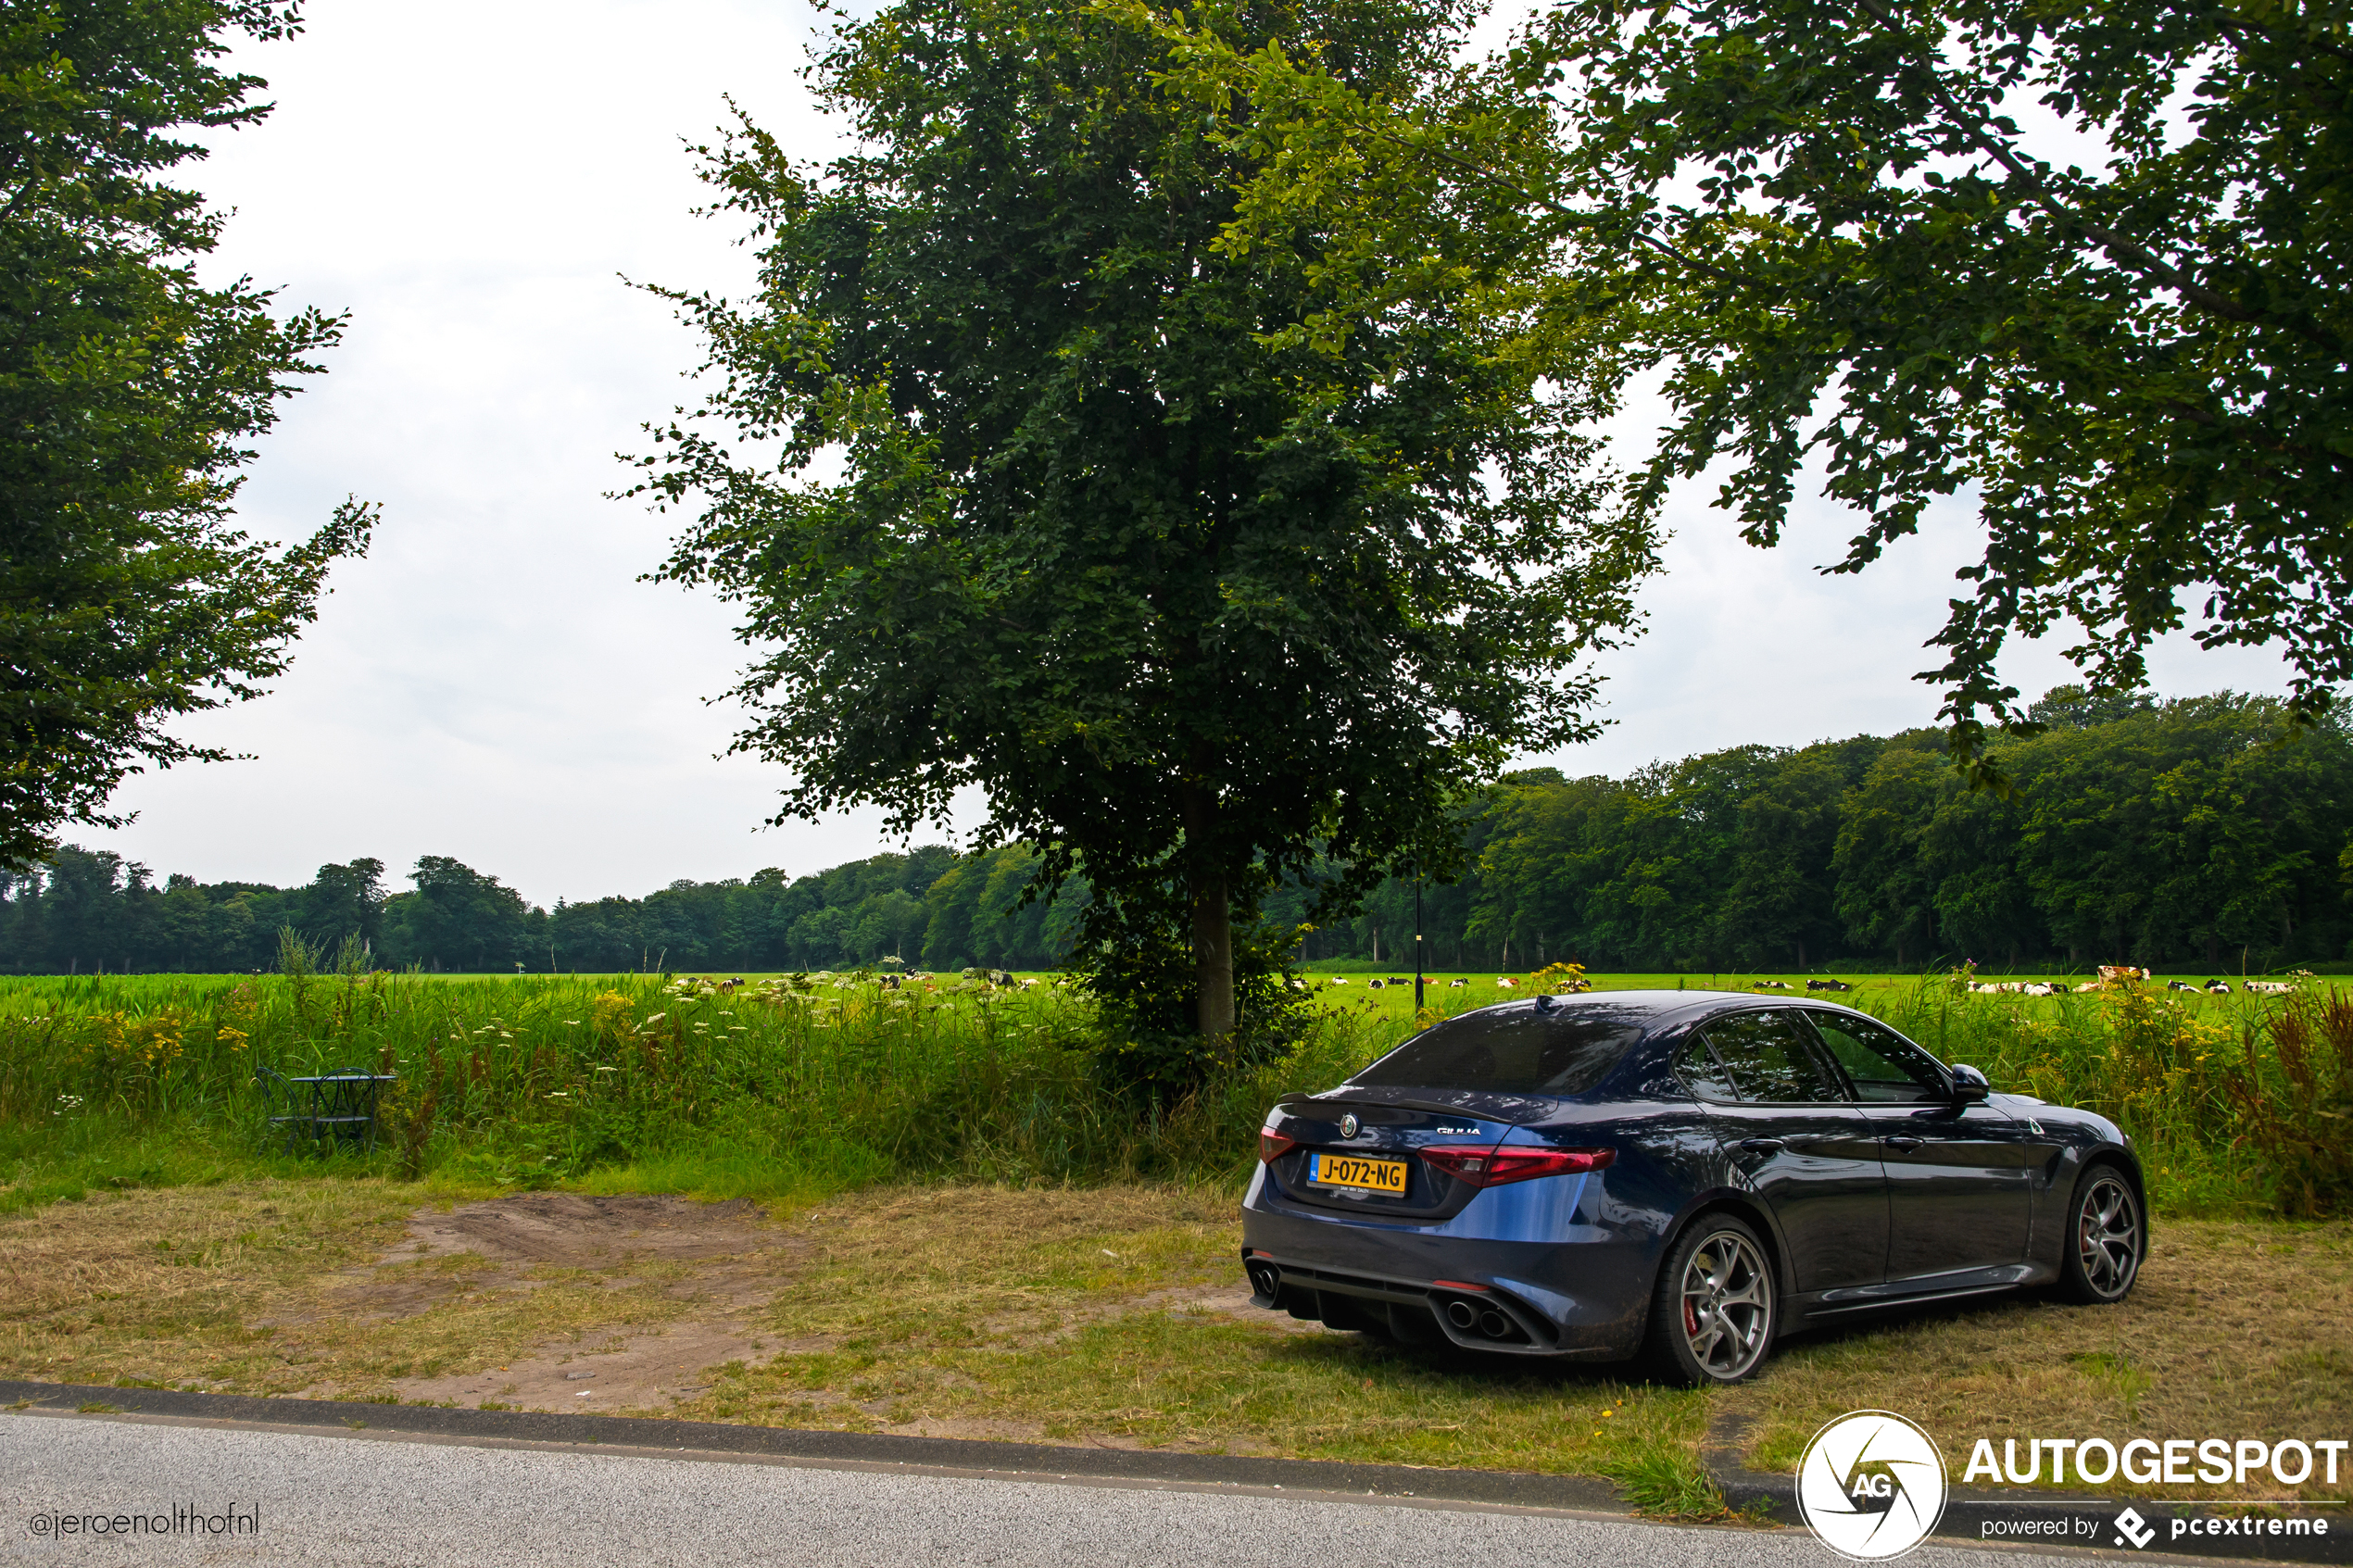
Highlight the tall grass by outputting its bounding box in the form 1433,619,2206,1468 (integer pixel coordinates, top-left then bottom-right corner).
0,970,1406,1206
3,969,2343,1217
1864,977,2349,1216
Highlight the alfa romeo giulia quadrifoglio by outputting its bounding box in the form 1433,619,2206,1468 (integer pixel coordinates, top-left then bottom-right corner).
1240,990,2145,1385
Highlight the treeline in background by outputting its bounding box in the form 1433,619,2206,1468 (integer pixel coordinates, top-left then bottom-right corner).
4,688,2348,977
1315,688,2353,976
0,843,1085,977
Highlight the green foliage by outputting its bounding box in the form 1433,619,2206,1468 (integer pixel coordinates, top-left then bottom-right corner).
1544,0,2353,764
0,970,1409,1197
2223,990,2353,1219
5,967,2348,1216
1079,894,1315,1097
632,0,1655,1036
1152,0,2352,774
0,0,374,868
1596,1447,1726,1519
0,845,1063,976
1315,689,2353,973
1857,977,2347,1215
11,689,2350,978
381,856,535,972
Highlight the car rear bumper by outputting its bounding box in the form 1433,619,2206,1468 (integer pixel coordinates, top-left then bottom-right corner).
1238,1166,1657,1360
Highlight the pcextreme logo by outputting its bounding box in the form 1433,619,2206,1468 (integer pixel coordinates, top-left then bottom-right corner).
1796,1411,1950,1561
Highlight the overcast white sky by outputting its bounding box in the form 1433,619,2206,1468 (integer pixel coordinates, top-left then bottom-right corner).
71,0,2293,907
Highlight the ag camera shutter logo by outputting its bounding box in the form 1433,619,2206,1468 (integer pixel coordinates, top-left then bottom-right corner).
1797,1411,1949,1561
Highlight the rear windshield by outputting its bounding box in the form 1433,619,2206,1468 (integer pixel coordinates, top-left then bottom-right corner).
1351,1004,1646,1098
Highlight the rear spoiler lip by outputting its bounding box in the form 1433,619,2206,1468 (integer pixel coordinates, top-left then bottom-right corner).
1275,1088,1550,1127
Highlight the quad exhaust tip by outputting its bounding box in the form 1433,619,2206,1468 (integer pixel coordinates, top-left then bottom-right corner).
1440,1292,1529,1342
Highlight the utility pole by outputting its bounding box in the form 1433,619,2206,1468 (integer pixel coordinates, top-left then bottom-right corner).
1414,866,1425,1013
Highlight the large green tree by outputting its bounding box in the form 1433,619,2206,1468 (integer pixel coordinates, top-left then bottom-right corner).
636,0,1655,1041
1158,0,2351,776
0,0,373,869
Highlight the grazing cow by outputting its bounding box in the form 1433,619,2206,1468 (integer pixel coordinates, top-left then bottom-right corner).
2205,980,2232,994
2246,980,2295,995
1366,979,1385,989
1447,978,1467,987
1805,979,1852,992
1750,980,1791,990
1327,978,1348,986
2070,982,2098,992
1387,977,1411,986
2019,982,2056,996
2167,980,2196,992
2097,964,2151,987
1497,977,1518,988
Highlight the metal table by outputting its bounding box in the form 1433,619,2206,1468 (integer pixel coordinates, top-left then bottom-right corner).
255,1067,396,1154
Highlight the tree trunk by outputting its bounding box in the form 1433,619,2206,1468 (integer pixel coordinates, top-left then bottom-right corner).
1182,778,1234,1041
1191,872,1234,1040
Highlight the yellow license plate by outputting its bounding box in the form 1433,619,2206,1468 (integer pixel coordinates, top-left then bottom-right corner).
1308,1153,1408,1194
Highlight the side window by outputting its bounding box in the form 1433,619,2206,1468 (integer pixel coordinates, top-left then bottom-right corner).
1700,1011,1843,1103
1806,1012,1948,1103
1677,1034,1741,1102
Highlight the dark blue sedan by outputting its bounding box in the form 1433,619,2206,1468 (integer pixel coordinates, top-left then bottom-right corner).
1241,990,2146,1384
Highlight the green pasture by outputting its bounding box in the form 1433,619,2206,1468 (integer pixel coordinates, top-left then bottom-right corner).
0,965,2347,1221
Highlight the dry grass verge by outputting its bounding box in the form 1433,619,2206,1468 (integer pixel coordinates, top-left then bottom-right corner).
1725,1217,2353,1502
672,1184,1701,1489
0,1183,787,1406
4,1181,2334,1510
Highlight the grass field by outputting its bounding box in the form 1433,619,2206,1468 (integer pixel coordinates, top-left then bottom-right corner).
2,1178,2341,1508
0,965,2347,1511
2,964,2347,1216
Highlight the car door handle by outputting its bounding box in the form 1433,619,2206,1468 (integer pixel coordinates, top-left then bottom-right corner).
1736,1137,1785,1154
1884,1135,1925,1152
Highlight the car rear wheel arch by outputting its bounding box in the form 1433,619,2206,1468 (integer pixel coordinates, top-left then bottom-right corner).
1643,1205,1782,1385
1653,1195,1791,1310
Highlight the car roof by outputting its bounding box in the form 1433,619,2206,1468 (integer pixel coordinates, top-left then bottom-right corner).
1449,989,1878,1030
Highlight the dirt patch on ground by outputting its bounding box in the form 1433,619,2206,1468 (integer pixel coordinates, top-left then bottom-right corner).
396,1193,768,1269
357,1189,1288,1418
349,1193,797,1413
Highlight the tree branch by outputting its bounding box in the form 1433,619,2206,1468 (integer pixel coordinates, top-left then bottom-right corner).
1852,0,2348,359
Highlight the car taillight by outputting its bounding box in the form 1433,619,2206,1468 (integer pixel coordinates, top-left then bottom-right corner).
1420,1145,1613,1188
1259,1130,1298,1163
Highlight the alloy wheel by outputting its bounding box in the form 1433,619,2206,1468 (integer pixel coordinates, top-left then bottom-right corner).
2076,1173,2141,1298
1679,1230,1772,1378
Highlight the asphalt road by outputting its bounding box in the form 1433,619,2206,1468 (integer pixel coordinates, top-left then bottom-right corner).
0,1411,2113,1568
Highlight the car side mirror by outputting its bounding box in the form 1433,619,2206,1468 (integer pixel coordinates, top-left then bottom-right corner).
1950,1063,1991,1103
